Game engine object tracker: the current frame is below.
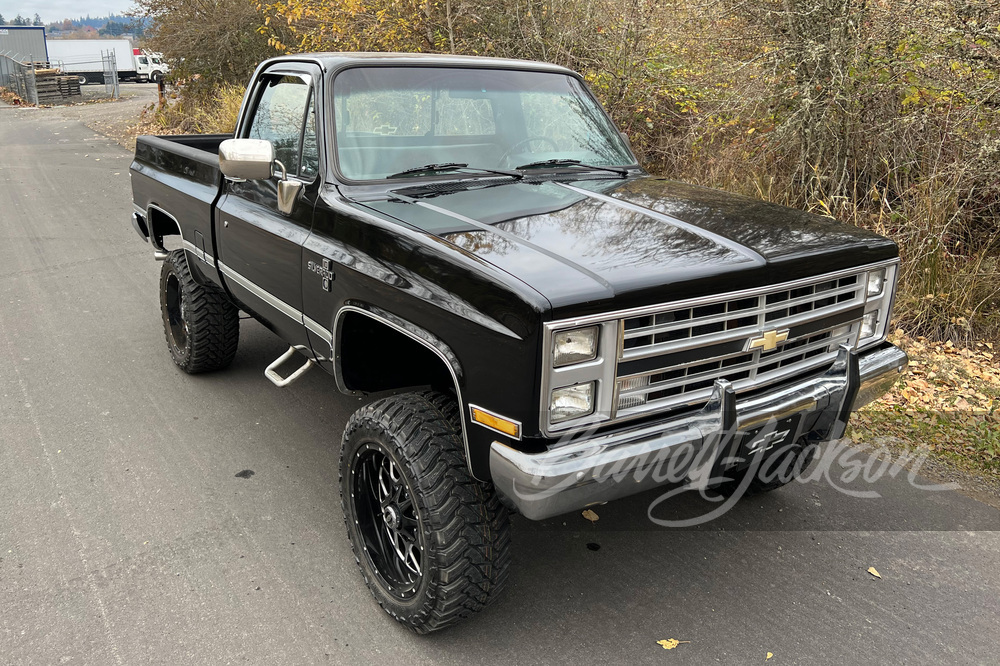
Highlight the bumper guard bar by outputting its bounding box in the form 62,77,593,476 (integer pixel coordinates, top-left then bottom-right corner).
490,342,908,520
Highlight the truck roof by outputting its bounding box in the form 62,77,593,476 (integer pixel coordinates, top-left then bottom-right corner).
261,52,576,76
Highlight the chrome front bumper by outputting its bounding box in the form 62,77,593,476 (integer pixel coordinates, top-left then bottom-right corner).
490,342,907,520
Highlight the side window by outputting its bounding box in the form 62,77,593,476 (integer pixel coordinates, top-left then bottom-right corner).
247,75,313,177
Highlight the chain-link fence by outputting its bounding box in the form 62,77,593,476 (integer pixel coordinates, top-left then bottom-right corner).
101,49,120,100
0,48,121,106
0,52,39,105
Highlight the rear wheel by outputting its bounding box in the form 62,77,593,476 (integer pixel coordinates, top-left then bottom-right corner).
340,391,511,633
159,249,239,373
77,75,87,85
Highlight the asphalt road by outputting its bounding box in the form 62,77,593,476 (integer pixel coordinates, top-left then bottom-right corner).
2,97,999,665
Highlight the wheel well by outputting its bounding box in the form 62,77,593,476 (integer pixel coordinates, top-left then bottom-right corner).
338,312,456,396
148,206,181,250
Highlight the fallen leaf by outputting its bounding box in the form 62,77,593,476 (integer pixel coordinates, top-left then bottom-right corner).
582,509,599,523
656,639,690,650
868,567,881,579
767,653,774,660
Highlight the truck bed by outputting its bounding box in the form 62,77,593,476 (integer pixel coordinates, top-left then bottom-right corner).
130,134,233,286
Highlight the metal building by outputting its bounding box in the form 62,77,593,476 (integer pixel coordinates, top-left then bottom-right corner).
0,26,48,63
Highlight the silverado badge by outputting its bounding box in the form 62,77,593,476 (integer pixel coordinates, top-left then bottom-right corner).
746,328,789,353
308,258,334,292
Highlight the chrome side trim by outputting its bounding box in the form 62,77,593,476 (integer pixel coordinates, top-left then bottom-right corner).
181,239,215,265
334,304,477,479
210,259,334,359
304,315,334,359
468,403,523,441
217,260,303,324
144,204,181,261
145,203,182,237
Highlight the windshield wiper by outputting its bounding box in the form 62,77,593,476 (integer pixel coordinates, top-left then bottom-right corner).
514,159,629,177
387,163,523,179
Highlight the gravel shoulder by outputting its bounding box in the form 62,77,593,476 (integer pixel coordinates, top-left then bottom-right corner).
49,83,160,149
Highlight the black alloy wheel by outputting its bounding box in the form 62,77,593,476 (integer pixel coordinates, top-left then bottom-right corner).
163,270,188,352
340,391,511,633
351,444,424,599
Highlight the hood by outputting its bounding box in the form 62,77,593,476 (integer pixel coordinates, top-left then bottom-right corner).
359,176,897,317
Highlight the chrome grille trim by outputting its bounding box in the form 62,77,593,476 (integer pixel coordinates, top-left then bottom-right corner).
539,259,899,437
613,268,871,418
620,275,864,361
616,323,858,418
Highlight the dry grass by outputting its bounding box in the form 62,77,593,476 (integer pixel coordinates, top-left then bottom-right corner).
145,83,246,135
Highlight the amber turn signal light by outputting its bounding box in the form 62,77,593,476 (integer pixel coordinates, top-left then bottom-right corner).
470,406,521,439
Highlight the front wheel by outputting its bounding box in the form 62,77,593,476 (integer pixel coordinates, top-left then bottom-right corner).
340,391,511,633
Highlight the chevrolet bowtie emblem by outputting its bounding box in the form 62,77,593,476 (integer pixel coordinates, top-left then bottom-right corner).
746,329,789,353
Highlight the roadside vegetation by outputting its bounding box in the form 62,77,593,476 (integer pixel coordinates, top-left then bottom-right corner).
128,0,999,471
851,331,1000,474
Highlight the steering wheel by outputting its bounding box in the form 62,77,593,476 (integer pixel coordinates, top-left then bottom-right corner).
500,136,560,166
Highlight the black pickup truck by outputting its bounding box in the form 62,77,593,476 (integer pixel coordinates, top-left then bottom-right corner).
130,53,908,633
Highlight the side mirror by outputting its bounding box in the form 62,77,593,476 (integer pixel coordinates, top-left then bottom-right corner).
219,138,275,180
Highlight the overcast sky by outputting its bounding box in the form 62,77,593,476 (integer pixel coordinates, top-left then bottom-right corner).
0,2,134,22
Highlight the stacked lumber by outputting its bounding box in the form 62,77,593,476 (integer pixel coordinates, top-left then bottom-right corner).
34,72,82,105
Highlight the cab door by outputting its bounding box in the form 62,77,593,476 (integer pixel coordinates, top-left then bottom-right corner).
216,63,322,352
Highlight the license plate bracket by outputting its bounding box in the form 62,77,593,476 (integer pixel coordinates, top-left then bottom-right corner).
720,414,803,469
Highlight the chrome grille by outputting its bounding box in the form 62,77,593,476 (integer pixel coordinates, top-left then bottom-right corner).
615,272,865,418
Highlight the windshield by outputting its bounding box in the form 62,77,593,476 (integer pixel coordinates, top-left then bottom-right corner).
332,66,635,181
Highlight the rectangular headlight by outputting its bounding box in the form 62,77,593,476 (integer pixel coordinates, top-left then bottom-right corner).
553,326,599,367
550,382,595,423
860,310,879,339
858,262,897,350
867,268,886,296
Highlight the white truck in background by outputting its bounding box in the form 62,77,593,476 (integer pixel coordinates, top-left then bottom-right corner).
46,39,169,84
133,50,169,83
